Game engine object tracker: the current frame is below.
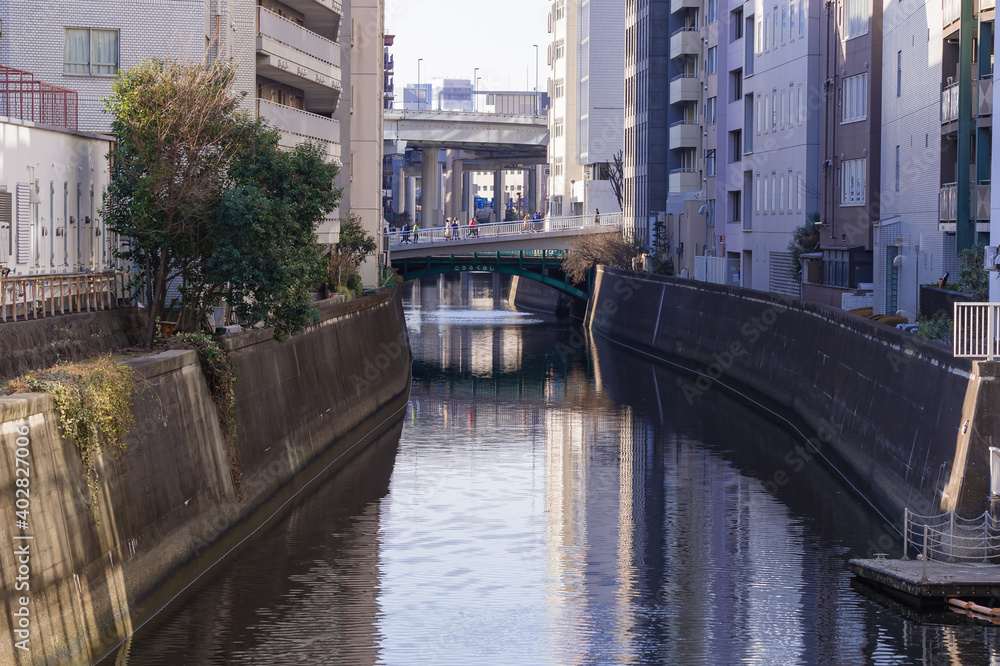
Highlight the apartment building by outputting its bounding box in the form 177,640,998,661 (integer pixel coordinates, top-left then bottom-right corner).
624,0,671,234
549,0,586,217
1,0,387,284
798,0,883,307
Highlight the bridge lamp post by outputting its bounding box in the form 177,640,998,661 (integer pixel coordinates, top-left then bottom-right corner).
473,67,479,111
418,58,424,109
532,44,539,115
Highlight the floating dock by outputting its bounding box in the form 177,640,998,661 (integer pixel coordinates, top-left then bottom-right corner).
850,557,1000,606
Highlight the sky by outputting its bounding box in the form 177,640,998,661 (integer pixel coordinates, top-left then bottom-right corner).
385,0,551,103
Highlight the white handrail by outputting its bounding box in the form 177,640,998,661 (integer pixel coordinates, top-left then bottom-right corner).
954,302,1000,360
385,213,623,246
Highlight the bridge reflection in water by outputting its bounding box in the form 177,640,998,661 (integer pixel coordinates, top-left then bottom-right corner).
111,273,1000,665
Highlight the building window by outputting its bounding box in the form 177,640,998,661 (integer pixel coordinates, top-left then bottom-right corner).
780,90,786,127
707,47,717,75
781,6,787,42
824,249,850,287
731,8,744,41
757,17,764,53
555,0,566,20
706,96,717,124
773,8,779,48
553,118,564,138
842,73,867,122
798,84,805,124
707,199,716,226
771,92,777,130
729,129,742,161
706,149,716,176
895,145,900,191
757,95,763,134
708,0,718,23
64,28,119,76
553,39,565,61
790,2,795,34
770,172,777,211
553,157,564,176
896,51,902,97
799,0,806,35
788,169,794,211
730,69,743,101
789,84,796,124
756,174,762,213
554,79,565,98
729,190,741,222
845,0,870,40
841,158,866,205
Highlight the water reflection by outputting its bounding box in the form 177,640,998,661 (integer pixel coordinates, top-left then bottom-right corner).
112,273,1000,664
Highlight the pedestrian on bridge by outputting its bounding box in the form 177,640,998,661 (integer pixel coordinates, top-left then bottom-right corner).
468,218,478,238
523,214,532,233
412,222,419,243
594,208,600,226
451,219,459,239
444,218,453,240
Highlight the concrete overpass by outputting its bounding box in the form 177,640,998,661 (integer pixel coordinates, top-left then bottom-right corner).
384,109,549,226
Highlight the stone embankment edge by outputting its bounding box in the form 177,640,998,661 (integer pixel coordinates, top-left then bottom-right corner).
0,288,412,665
587,267,994,526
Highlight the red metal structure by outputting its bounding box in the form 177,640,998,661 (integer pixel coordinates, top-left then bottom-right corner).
0,64,78,131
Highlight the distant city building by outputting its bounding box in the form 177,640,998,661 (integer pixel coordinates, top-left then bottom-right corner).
435,79,473,111
403,84,432,110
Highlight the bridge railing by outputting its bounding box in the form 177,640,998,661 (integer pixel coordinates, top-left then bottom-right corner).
385,213,623,246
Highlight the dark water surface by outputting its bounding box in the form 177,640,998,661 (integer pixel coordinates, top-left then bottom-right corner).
111,274,1000,665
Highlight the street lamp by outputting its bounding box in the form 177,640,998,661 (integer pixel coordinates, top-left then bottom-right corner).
473,67,479,111
417,58,424,109
532,45,539,115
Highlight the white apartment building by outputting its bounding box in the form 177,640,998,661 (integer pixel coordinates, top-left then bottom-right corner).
548,0,585,216
578,0,625,215
1,0,386,286
726,0,820,291
876,0,946,318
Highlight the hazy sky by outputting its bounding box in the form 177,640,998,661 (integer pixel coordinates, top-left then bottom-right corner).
385,0,551,102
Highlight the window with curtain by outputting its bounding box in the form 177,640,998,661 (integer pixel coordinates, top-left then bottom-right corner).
841,158,866,205
841,73,867,123
64,28,118,75
844,0,870,40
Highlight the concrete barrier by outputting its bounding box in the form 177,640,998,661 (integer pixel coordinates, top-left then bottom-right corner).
587,267,995,525
0,288,411,664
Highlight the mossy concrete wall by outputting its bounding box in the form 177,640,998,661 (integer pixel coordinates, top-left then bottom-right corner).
587,267,992,524
0,289,411,665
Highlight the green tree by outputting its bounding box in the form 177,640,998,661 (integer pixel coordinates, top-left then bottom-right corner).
103,58,339,346
958,242,988,301
563,231,642,284
336,212,378,267
787,213,821,277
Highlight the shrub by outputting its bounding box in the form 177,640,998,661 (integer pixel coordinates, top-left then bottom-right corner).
6,357,135,515
917,313,953,343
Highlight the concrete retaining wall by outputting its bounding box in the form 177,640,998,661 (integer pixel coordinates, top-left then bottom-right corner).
587,267,995,524
509,275,572,314
0,309,147,382
0,289,411,665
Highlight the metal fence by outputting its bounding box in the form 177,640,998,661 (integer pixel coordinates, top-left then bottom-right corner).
0,64,78,131
954,302,1000,360
904,508,1000,564
0,272,137,323
386,213,623,246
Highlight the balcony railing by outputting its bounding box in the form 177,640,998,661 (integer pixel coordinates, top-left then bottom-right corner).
0,64,78,131
942,81,959,123
945,0,961,24
258,7,339,67
940,181,991,221
980,75,993,116
257,99,341,160
954,302,1000,360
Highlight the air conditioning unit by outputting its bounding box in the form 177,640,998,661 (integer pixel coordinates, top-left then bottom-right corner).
986,245,999,271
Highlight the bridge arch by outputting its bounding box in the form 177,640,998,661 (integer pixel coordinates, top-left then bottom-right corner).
393,252,588,300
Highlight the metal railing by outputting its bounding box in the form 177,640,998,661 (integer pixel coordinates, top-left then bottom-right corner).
258,6,340,67
954,302,1000,359
257,98,341,143
904,508,1000,564
0,64,78,131
941,81,960,123
1,272,138,323
386,213,623,246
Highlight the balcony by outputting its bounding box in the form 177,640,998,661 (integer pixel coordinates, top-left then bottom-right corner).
945,0,960,24
670,27,701,60
669,120,701,148
983,0,995,11
671,0,700,13
257,7,342,114
941,82,959,124
257,98,341,162
669,168,701,194
278,0,342,41
669,74,701,105
939,181,991,222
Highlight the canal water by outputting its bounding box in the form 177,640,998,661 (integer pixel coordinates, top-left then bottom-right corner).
112,274,1000,664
